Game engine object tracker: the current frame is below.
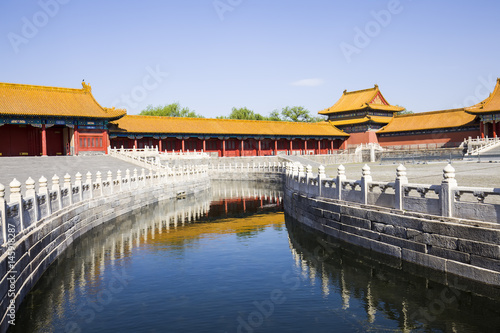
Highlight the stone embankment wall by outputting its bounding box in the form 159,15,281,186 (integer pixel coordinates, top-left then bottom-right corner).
0,166,209,333
284,163,500,287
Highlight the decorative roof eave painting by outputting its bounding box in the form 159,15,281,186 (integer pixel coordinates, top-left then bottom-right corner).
109,115,349,137
329,116,393,127
318,85,404,115
465,78,500,114
0,81,127,120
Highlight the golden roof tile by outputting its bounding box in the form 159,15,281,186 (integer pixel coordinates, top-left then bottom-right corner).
377,109,477,133
0,81,126,120
318,85,404,115
110,115,349,137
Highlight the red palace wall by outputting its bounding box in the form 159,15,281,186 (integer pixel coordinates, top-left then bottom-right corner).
341,131,379,149
377,129,479,149
110,137,343,157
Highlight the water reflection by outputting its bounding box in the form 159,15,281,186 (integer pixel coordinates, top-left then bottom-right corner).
285,214,500,332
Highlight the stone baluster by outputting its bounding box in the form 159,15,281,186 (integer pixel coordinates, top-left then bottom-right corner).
0,184,6,243
133,169,138,188
125,169,131,190
39,176,51,216
107,171,113,194
64,173,73,205
336,165,346,200
75,172,83,202
441,164,457,217
95,171,103,197
394,164,408,210
140,168,146,187
10,179,24,230
52,175,63,211
361,164,372,205
86,172,93,199
26,177,38,222
318,165,325,197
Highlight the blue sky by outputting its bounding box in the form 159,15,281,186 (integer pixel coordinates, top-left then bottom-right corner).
1,0,500,118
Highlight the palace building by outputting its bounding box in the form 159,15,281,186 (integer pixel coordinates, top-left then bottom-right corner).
318,85,404,148
0,81,125,156
0,79,498,157
465,78,500,138
108,115,348,157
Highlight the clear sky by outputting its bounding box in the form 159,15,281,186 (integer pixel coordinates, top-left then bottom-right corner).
1,0,499,118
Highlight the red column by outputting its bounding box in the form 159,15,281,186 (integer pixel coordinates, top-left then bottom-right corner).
222,140,226,157
480,122,485,139
240,140,244,157
159,139,162,152
317,140,321,155
134,139,138,148
41,124,47,156
181,139,185,152
274,140,278,156
74,126,79,156
258,140,261,156
203,139,206,152
331,140,334,152
243,198,246,212
103,130,109,154
289,140,293,155
493,120,497,138
304,140,308,154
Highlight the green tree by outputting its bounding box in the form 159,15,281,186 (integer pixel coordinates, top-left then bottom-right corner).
396,107,413,116
140,103,203,118
279,106,323,122
226,107,267,120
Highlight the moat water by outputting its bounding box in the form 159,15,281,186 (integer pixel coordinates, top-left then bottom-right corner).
11,182,500,332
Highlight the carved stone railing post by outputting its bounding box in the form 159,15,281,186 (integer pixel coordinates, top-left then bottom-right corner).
10,179,24,230
64,173,73,205
441,164,457,217
107,171,113,194
361,164,372,205
52,175,62,211
141,168,146,187
395,164,408,210
305,165,313,196
125,169,130,191
95,171,103,197
86,172,93,199
26,177,38,222
318,165,325,197
75,172,83,202
39,176,51,216
133,169,138,189
336,165,346,200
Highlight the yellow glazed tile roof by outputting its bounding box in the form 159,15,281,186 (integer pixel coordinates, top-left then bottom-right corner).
377,109,477,133
318,85,404,115
0,81,126,119
110,115,349,137
465,78,500,114
329,116,393,127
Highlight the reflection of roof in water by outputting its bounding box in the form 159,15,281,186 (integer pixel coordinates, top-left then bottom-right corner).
147,212,285,245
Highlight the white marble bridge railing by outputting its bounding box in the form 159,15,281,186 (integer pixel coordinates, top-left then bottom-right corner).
286,163,500,223
207,162,286,174
465,136,500,155
0,165,208,247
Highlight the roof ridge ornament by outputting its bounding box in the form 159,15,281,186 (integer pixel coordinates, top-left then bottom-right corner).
82,81,92,93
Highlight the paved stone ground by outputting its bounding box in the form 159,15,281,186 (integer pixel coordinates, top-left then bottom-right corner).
0,156,141,194
324,161,500,188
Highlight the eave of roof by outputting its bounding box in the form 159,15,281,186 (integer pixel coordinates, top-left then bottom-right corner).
377,109,477,133
110,115,349,137
0,82,126,120
465,78,500,114
318,85,404,115
329,116,393,127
